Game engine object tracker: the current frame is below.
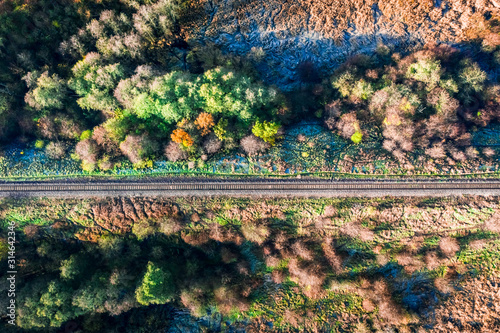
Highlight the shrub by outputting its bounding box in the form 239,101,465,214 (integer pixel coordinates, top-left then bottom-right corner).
465,146,479,159
287,259,325,297
482,147,496,158
439,237,460,257
35,140,45,149
164,141,188,162
97,156,114,171
291,240,314,260
45,142,67,159
203,134,222,154
120,134,158,164
425,144,446,159
213,118,228,140
240,135,269,156
336,112,360,140
80,130,92,141
240,222,269,244
350,131,363,144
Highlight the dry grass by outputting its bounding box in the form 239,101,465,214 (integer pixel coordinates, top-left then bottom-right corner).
431,275,500,332
288,259,326,298
339,222,375,241
241,221,270,244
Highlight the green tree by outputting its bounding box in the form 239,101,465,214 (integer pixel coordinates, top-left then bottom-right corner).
18,281,81,328
135,262,175,306
69,53,125,112
251,120,281,145
118,68,283,126
24,71,66,112
406,59,442,90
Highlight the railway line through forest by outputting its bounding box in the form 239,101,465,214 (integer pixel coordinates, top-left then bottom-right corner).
1,179,500,197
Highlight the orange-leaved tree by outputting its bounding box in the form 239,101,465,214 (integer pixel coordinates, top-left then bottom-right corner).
171,129,194,147
194,112,215,136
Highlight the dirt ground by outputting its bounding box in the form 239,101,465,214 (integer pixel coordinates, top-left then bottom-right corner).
193,0,500,89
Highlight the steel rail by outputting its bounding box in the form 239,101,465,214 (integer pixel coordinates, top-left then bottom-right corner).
0,180,500,194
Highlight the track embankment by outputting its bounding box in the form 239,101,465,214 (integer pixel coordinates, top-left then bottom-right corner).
1,180,500,197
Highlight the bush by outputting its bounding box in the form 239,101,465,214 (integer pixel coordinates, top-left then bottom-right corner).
251,120,281,145
45,142,67,159
240,135,269,156
120,134,158,164
35,140,45,149
164,142,187,162
203,134,222,154
75,139,99,164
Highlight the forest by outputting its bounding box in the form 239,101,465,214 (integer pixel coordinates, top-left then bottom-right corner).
0,0,499,174
1,196,500,332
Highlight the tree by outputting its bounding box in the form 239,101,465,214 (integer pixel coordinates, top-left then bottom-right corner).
164,141,187,162
69,53,125,112
194,112,215,135
240,134,269,156
18,281,81,328
171,128,193,147
75,138,100,171
251,120,280,145
119,134,158,164
135,262,175,306
24,71,66,112
406,58,442,90
203,134,222,154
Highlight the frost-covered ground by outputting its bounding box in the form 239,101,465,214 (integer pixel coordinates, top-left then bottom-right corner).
193,0,500,90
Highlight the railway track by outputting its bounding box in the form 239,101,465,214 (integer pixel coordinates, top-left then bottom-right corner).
1,180,500,197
